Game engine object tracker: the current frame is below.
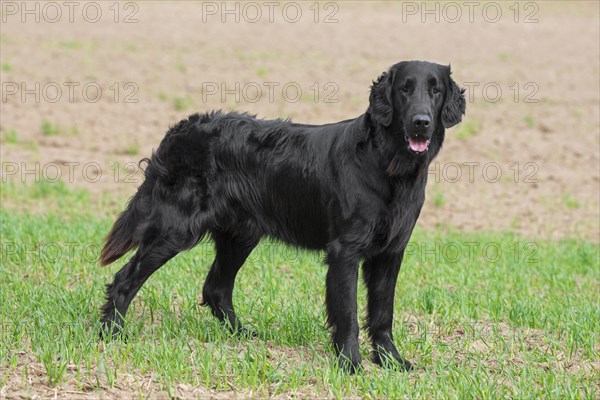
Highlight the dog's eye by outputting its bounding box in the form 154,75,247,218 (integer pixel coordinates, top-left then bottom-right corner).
432,87,440,94
400,86,408,93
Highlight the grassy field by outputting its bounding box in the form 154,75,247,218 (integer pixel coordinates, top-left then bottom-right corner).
1,2,598,397
0,182,598,398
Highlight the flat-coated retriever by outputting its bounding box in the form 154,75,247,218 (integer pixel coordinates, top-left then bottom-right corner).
99,60,466,372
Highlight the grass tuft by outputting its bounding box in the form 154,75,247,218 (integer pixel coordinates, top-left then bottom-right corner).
3,129,18,143
455,121,478,140
563,195,580,209
157,92,168,102
173,96,192,112
58,40,84,49
41,120,60,136
432,184,446,207
524,115,535,129
125,144,140,155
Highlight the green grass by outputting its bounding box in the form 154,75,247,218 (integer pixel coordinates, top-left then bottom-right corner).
1,181,94,216
21,140,39,152
176,60,186,73
524,115,536,129
124,143,140,156
57,40,84,49
41,120,60,136
173,96,192,112
3,129,18,143
0,185,598,398
563,195,580,209
40,122,78,137
431,184,446,207
455,121,478,140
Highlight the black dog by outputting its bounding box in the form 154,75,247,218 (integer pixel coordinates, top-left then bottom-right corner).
99,61,466,372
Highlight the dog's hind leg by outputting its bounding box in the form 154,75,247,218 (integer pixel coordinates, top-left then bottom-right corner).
201,231,258,335
100,210,207,338
100,238,177,338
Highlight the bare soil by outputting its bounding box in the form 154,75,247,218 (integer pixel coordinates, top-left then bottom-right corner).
1,2,598,240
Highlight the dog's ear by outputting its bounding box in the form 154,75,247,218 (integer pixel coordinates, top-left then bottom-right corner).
442,67,466,128
368,70,395,127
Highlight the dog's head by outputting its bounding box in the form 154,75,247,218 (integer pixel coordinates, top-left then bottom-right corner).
368,61,466,155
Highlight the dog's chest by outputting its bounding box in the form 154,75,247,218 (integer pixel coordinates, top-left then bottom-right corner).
374,178,427,253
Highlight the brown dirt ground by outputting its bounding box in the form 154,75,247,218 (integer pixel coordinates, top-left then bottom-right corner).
1,1,599,398
1,2,599,241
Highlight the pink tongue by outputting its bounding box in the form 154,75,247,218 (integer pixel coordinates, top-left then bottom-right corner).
408,137,430,152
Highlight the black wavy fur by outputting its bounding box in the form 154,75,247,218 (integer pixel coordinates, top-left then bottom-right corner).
99,61,466,373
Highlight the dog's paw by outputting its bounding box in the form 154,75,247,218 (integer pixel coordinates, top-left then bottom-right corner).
372,349,413,372
99,320,125,341
337,354,363,374
236,326,259,339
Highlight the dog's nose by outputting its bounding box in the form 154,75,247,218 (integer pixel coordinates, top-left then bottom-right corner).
412,115,430,129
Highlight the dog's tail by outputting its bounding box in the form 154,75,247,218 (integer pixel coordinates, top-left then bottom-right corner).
99,158,160,266
100,112,219,266
99,190,144,266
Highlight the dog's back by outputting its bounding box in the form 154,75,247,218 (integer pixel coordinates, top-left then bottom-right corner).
101,111,349,265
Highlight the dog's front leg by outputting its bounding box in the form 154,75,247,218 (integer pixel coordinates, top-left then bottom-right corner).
362,251,412,371
325,243,361,373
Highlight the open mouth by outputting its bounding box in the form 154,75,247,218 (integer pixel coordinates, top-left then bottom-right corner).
406,136,430,153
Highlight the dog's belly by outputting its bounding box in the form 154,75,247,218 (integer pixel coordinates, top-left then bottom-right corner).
212,172,330,249
259,188,330,250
